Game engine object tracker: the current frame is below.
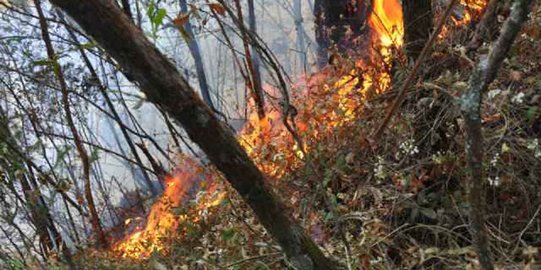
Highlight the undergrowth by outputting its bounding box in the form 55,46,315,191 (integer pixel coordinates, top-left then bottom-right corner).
59,6,541,270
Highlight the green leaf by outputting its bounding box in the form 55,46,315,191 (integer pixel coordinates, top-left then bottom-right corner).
153,8,167,27
221,228,236,242
146,3,155,20
79,41,97,50
89,148,99,163
33,59,53,66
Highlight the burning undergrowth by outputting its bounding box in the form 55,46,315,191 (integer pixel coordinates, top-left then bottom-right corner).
103,0,541,268
112,156,226,259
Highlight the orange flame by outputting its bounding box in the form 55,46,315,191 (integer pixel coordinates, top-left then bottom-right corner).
239,0,404,178
113,156,225,259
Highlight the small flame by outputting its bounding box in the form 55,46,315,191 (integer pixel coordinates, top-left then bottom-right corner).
113,156,225,259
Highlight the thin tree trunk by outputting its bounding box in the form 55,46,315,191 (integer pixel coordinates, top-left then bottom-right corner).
460,1,533,269
179,0,215,110
293,0,307,71
313,0,327,68
234,0,266,119
403,0,433,60
49,0,340,268
247,0,263,108
34,0,108,248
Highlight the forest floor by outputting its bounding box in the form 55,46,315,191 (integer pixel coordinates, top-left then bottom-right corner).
46,7,541,270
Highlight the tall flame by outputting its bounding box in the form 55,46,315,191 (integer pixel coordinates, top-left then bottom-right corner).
239,0,404,179
369,0,404,48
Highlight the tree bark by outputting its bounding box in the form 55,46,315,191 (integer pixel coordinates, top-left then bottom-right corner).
403,0,433,60
120,0,133,22
460,1,533,269
49,0,339,268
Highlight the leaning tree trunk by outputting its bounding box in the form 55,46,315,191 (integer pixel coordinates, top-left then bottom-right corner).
49,0,339,268
403,0,433,60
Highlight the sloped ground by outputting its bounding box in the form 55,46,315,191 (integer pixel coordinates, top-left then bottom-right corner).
55,6,541,270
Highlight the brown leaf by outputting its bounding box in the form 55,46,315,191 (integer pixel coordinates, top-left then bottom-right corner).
208,2,226,16
173,13,190,28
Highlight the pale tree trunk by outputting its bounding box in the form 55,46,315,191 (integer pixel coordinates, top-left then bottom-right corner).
293,0,307,71
49,0,340,268
179,0,216,110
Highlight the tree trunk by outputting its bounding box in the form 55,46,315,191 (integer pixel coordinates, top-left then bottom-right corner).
234,0,266,119
120,0,133,22
314,0,370,68
247,0,263,106
179,0,215,110
460,1,533,269
49,0,339,268
293,0,307,71
403,0,433,61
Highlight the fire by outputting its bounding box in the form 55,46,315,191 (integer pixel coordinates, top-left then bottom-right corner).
113,0,488,260
113,156,225,259
369,0,404,48
457,0,488,25
239,0,404,178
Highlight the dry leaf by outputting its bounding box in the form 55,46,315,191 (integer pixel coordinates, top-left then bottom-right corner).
208,2,226,16
173,13,190,28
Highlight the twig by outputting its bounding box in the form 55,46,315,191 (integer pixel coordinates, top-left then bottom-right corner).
513,203,541,253
222,252,282,269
